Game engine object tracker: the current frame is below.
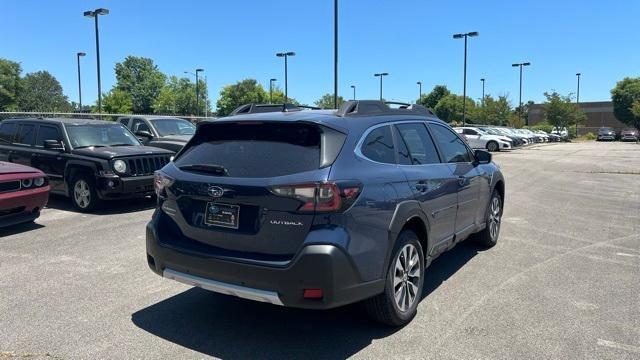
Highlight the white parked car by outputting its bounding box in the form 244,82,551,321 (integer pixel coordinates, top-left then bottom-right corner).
550,127,569,138
455,127,512,151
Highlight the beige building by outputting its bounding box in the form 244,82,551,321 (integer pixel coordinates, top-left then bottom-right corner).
528,101,629,135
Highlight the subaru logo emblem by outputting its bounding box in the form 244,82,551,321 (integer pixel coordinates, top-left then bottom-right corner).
208,186,224,198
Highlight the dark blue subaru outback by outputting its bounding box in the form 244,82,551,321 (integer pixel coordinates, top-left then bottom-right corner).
146,100,505,326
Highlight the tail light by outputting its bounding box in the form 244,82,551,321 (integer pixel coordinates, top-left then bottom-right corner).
154,171,175,197
270,181,362,213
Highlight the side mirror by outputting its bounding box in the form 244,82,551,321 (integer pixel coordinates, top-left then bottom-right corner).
135,130,153,139
44,139,65,151
474,149,492,164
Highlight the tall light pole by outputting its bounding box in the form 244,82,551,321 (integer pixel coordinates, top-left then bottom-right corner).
374,73,388,101
512,62,531,126
480,78,485,107
84,8,109,113
350,85,356,100
276,52,295,103
417,81,422,102
334,0,339,109
453,31,479,126
195,68,204,116
76,52,86,110
269,78,277,104
576,72,581,137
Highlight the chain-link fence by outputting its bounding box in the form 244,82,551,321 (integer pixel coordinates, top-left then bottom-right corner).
0,111,214,124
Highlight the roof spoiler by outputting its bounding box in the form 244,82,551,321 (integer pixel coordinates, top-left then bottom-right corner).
335,100,435,117
230,103,321,116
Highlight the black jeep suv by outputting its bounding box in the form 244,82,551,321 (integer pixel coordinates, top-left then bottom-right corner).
118,116,196,153
0,118,173,211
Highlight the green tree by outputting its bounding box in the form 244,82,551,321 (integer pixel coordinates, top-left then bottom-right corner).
0,58,22,111
611,77,640,131
153,76,209,115
433,94,475,123
541,91,586,133
114,56,166,114
216,79,268,116
418,85,450,109
101,88,133,114
472,95,513,125
314,93,345,109
17,71,71,112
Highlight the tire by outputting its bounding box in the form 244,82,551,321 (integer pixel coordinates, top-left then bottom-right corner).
486,141,499,152
70,174,99,212
474,190,503,248
365,230,425,326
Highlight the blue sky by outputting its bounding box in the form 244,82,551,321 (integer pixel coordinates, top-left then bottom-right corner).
2,1,638,109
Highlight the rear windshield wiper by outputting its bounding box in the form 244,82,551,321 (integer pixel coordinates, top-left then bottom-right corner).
178,164,229,176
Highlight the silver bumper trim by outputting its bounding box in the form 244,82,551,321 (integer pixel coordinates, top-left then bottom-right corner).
163,268,284,306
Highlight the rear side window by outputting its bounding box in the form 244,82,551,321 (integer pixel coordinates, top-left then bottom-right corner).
36,126,61,147
428,123,472,163
361,125,395,164
395,123,440,165
15,124,35,145
0,122,16,143
176,122,342,178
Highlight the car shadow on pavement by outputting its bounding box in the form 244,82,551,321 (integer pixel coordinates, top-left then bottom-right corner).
131,241,483,359
0,221,44,237
45,195,156,215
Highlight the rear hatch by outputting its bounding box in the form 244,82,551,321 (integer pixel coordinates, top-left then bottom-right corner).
159,120,347,260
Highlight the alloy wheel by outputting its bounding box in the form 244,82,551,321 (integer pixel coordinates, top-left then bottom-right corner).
74,180,91,209
488,195,501,240
393,244,421,312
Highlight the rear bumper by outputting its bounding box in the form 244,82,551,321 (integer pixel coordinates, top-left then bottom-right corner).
146,219,384,309
0,186,49,227
96,175,155,200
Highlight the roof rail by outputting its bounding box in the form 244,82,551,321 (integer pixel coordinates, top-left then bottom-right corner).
229,103,320,116
336,100,435,117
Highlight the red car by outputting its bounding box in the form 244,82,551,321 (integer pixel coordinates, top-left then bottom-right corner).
0,162,50,228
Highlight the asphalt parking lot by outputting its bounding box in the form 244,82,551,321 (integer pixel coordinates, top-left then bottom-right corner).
1,141,638,359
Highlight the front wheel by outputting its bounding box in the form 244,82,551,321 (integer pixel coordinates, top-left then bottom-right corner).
474,190,503,248
365,230,425,326
486,141,499,152
71,175,99,212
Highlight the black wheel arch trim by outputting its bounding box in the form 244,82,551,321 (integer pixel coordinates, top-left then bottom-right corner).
384,200,432,274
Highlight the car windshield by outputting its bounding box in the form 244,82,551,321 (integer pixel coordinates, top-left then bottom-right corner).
150,118,196,136
484,128,501,135
475,128,488,135
65,124,140,148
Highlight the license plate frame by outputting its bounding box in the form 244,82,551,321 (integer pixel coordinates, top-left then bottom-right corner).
204,202,240,229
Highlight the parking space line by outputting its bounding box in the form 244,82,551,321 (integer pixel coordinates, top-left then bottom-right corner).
597,339,640,354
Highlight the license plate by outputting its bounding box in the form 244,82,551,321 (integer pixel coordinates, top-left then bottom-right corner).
204,202,240,229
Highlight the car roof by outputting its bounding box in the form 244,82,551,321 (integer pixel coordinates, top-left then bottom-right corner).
205,110,442,133
1,117,118,126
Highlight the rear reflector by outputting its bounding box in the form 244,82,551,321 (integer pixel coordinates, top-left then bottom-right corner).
303,289,324,299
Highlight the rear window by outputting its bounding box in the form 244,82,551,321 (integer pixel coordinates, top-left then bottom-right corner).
175,122,341,178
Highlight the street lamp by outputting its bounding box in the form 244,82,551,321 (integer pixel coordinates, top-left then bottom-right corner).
76,52,86,110
334,0,339,109
195,69,204,116
84,8,109,113
480,78,485,107
512,62,531,125
374,73,389,101
417,81,422,102
270,78,277,104
453,31,479,126
276,51,295,103
576,72,581,136
350,85,356,100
